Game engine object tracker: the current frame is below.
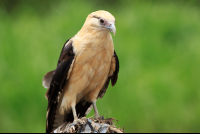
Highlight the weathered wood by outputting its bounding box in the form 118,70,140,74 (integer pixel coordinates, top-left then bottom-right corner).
53,116,124,133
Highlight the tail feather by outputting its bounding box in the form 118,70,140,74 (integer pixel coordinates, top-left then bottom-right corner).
52,109,65,130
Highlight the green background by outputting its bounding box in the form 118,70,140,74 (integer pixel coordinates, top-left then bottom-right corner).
1,0,200,132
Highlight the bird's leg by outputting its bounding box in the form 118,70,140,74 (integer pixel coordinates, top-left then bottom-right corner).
92,101,100,118
72,105,78,120
72,105,83,124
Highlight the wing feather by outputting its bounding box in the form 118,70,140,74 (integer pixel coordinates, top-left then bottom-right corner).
42,70,55,89
111,51,119,86
98,50,119,98
46,39,75,133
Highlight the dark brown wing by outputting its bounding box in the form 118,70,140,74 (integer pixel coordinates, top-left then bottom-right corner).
111,51,119,86
46,39,75,133
98,50,119,98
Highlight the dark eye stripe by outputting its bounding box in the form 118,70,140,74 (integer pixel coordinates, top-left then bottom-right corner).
93,16,101,19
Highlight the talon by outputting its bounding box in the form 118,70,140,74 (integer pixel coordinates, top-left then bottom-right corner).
74,118,84,124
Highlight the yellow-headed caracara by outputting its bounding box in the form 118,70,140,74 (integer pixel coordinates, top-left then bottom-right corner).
43,10,119,133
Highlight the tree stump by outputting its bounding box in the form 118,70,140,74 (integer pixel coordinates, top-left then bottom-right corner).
53,116,124,133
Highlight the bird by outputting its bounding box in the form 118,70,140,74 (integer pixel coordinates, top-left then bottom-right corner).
42,10,119,133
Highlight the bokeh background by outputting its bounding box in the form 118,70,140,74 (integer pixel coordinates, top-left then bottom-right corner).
1,0,200,132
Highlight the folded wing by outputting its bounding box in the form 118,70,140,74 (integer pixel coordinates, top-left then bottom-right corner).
44,39,76,133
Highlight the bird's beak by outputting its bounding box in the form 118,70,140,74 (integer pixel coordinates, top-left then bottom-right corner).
105,22,116,36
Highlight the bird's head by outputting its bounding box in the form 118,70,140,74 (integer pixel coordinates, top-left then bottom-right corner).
83,10,116,35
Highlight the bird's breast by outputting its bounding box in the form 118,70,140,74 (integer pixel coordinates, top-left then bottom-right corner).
67,41,114,98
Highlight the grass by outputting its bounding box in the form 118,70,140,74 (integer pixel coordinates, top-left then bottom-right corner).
0,0,200,132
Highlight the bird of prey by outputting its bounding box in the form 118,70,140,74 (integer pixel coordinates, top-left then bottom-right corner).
42,10,119,133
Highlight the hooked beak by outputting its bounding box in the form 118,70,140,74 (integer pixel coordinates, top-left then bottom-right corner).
105,22,116,35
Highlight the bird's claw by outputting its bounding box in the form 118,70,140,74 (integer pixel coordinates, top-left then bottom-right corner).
74,118,84,124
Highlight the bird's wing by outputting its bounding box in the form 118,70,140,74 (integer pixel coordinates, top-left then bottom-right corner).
98,50,119,98
44,39,76,133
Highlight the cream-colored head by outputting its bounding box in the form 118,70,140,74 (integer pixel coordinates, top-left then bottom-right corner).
83,10,116,35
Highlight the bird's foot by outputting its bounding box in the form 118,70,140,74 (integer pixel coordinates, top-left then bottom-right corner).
73,118,84,124
95,113,100,119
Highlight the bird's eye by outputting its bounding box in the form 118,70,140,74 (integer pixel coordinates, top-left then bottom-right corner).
100,19,104,23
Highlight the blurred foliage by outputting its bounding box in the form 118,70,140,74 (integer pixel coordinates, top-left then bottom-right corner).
0,0,200,133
